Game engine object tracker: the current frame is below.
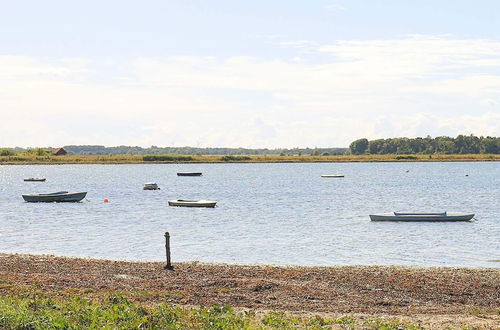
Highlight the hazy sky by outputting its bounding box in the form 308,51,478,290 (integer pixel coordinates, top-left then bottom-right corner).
1,0,499,148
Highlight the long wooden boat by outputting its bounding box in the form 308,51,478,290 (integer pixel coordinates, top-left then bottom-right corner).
23,178,46,182
177,172,202,176
168,199,216,208
369,212,474,222
22,191,87,203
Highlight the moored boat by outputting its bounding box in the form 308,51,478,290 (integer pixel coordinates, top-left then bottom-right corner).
24,178,46,182
22,191,87,203
321,174,344,178
369,212,474,222
143,182,160,190
177,172,202,176
168,199,217,208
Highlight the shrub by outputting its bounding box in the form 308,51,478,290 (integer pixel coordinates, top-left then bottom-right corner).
219,155,251,161
142,155,193,162
0,149,15,156
395,155,417,160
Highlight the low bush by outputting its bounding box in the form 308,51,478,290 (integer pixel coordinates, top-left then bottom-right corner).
142,155,194,162
219,155,251,161
395,155,418,160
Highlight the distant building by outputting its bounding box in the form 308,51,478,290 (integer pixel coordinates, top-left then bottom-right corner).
52,147,67,156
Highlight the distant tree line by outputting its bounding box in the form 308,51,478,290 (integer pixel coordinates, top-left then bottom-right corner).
58,145,348,156
349,135,499,155
0,145,347,156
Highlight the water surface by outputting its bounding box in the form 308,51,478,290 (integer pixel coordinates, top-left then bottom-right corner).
0,162,498,267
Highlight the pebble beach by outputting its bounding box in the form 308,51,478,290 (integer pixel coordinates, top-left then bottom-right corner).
0,253,498,328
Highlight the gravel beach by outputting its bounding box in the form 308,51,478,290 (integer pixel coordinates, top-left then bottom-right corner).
0,253,498,328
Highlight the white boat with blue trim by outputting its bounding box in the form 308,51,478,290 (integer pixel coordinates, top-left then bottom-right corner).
369,212,474,222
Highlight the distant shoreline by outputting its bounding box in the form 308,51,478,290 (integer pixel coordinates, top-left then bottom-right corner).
0,253,498,328
0,153,498,164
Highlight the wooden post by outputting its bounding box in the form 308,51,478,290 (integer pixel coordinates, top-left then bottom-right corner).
164,232,174,270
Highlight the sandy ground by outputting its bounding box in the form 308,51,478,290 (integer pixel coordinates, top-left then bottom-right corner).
0,253,498,328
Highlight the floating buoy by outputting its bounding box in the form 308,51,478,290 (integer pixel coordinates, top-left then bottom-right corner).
103,198,109,203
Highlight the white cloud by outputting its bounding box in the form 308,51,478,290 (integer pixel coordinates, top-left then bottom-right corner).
1,35,500,148
278,40,317,48
0,55,92,81
480,98,498,106
404,75,500,96
324,4,346,12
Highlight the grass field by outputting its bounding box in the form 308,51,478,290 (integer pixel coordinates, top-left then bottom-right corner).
0,293,429,329
0,153,498,164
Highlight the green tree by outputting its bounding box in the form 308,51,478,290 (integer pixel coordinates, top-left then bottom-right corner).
349,138,369,155
0,149,15,156
480,137,499,154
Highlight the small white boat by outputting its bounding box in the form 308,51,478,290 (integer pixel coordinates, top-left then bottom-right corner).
24,178,46,182
321,174,344,178
168,199,217,208
369,212,474,222
143,182,160,190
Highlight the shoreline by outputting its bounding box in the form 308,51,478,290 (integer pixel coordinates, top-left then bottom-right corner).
0,153,498,165
1,253,498,328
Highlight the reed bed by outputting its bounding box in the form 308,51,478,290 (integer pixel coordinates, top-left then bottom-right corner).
0,153,498,164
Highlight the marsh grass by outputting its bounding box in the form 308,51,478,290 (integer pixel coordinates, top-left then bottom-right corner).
0,153,497,164
0,293,427,329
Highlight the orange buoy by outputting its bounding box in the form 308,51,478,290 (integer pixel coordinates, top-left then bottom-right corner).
103,198,109,203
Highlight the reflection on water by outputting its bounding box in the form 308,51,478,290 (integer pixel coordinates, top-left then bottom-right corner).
0,162,498,267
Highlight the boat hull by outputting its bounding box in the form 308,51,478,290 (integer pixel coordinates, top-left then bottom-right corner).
168,199,216,208
177,172,202,176
22,192,87,203
370,212,474,222
143,183,159,190
24,178,46,182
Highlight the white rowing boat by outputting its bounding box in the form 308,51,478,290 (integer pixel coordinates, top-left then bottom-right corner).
369,212,474,222
168,199,217,208
321,174,344,178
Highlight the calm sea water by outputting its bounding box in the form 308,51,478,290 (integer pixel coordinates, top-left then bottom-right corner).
0,162,498,267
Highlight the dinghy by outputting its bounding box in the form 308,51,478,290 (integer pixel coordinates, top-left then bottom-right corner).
369,212,474,222
177,172,202,176
22,191,87,203
168,199,217,208
143,182,160,190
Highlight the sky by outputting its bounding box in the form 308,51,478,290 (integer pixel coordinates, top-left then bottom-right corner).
1,0,499,148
